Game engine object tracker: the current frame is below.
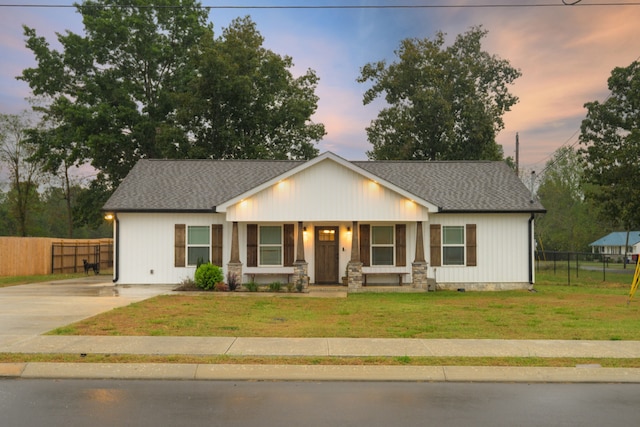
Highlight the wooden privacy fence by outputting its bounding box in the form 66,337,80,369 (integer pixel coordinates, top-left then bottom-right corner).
0,237,113,276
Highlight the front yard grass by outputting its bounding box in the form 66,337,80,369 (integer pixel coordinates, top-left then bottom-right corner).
48,276,640,341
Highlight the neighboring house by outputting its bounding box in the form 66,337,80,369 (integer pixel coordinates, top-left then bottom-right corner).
589,232,640,261
103,152,545,291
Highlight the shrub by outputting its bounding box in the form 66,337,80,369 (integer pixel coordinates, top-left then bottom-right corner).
296,278,304,293
226,272,239,291
269,281,282,292
286,282,295,292
214,282,229,292
194,263,224,291
244,281,259,292
175,277,198,291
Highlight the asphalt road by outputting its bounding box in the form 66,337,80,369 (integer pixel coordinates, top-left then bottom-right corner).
1,380,638,427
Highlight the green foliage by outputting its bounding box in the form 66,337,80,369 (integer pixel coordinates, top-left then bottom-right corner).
244,281,259,292
579,60,640,230
0,113,43,236
358,26,520,161
194,263,224,291
20,4,324,226
268,281,282,292
535,147,610,251
178,16,324,160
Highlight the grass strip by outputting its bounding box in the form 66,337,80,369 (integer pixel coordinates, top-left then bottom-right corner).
1,353,639,368
0,273,90,288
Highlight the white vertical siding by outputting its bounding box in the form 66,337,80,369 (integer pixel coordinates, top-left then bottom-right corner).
428,213,533,287
117,212,226,284
226,159,430,222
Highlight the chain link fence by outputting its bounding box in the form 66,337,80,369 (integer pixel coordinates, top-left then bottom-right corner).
535,250,636,284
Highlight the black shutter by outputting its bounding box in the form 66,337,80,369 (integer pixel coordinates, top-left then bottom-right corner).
430,224,441,267
247,224,257,267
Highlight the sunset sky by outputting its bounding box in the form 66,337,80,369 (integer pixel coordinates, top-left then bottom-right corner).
1,0,639,180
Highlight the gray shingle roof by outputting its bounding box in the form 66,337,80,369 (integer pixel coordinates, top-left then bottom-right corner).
353,160,545,212
103,159,303,212
103,156,545,213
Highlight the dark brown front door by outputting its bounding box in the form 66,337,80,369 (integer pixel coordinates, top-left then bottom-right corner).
315,226,339,284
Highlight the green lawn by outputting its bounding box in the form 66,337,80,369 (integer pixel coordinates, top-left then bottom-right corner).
0,273,88,288
49,271,639,341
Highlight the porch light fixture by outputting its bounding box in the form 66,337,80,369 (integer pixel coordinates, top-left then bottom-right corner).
104,213,114,221
347,226,351,232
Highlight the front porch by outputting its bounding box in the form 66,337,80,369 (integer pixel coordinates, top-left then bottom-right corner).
227,220,433,293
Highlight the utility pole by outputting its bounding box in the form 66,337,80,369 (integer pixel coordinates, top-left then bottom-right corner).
515,132,520,176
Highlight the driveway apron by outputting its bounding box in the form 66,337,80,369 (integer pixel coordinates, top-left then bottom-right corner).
0,276,173,340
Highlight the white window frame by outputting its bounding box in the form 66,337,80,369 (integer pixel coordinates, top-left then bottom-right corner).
371,225,395,266
442,225,465,266
187,225,210,266
259,225,283,266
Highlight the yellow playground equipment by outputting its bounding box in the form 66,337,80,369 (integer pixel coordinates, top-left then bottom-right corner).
629,259,640,305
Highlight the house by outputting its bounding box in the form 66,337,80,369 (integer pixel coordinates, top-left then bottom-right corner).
103,152,545,291
589,232,640,261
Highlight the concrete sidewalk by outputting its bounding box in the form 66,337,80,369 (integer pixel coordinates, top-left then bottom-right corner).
2,336,639,383
2,336,640,358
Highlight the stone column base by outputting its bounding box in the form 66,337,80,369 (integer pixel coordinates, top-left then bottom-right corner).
227,262,243,285
293,261,309,292
347,261,363,290
412,261,428,290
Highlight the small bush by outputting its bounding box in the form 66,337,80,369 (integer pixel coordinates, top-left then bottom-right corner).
244,281,259,292
194,263,224,290
226,272,239,291
286,282,295,292
214,282,229,292
175,277,198,291
269,281,282,292
296,278,305,293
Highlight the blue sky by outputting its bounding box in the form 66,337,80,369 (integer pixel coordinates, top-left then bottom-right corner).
1,0,640,178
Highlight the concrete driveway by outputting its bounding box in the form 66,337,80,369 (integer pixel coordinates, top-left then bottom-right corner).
0,275,174,338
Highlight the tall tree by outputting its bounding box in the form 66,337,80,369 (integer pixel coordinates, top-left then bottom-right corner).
0,113,44,236
20,0,211,226
358,26,520,160
179,17,324,160
579,60,640,233
535,147,608,252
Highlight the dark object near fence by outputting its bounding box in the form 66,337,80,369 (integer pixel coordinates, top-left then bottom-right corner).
83,259,100,275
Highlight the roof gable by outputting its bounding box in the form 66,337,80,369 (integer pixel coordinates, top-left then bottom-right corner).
216,152,438,212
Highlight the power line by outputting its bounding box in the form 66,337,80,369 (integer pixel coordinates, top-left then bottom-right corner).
2,2,640,9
